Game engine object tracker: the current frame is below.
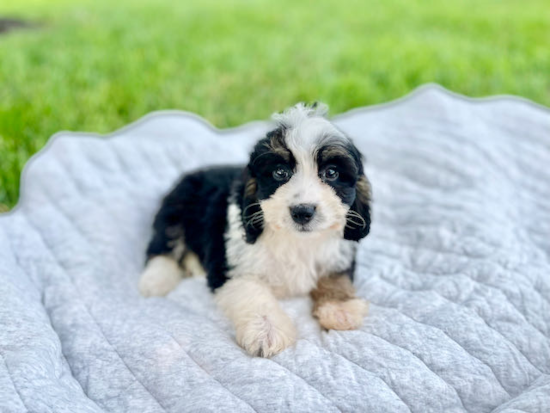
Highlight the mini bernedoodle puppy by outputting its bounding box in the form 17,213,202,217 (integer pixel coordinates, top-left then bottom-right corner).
139,103,371,357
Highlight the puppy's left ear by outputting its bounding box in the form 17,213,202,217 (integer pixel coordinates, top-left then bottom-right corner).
344,174,372,241
240,168,263,244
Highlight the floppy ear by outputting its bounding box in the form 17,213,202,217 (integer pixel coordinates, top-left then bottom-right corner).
240,168,264,244
343,175,371,241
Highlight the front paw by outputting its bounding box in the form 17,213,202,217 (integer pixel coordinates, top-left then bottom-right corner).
236,313,296,357
314,298,369,330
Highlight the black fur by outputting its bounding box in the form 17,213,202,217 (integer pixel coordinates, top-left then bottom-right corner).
147,166,242,291
234,168,262,244
343,177,371,241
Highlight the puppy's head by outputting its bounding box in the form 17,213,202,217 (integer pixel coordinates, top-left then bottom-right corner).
241,103,371,243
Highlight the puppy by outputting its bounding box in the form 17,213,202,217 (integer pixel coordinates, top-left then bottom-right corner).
139,103,371,357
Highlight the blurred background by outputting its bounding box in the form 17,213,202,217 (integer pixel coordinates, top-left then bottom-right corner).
0,0,548,211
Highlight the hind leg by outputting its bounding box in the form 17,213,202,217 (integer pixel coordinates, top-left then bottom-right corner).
139,254,185,297
140,233,188,297
139,248,207,296
139,200,189,297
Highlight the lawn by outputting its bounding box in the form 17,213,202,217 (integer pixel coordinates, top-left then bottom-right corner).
0,0,549,210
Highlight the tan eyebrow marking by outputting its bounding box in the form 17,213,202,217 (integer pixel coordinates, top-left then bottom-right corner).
264,133,291,162
355,175,372,204
244,178,257,198
318,145,351,163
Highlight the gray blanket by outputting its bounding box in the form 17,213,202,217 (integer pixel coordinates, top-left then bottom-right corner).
1,85,549,413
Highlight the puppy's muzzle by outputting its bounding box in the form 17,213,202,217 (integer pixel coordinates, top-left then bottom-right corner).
290,204,317,225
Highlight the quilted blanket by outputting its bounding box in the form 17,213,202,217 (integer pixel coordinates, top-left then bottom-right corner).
1,85,549,413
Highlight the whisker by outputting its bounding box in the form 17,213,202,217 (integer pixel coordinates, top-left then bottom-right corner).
346,210,366,229
345,222,362,229
244,211,263,220
347,210,366,224
345,218,363,228
244,211,263,224
244,210,265,229
246,218,264,229
242,202,261,216
347,210,363,219
248,215,264,224
243,210,262,219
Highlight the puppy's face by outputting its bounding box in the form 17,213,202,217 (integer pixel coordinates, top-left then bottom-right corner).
241,103,371,243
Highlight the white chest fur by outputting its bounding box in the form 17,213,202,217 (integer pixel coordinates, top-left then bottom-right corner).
225,203,356,297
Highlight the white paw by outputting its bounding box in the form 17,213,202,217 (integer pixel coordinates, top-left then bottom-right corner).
139,256,183,297
314,298,369,330
236,313,296,357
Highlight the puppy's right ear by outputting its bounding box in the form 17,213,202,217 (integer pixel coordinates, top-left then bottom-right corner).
239,168,263,244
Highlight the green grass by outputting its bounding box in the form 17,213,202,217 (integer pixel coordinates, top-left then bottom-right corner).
1,0,549,210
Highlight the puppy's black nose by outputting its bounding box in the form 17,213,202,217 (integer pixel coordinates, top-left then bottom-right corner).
290,204,317,225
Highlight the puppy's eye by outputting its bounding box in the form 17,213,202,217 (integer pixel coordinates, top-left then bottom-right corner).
273,167,290,181
323,167,339,181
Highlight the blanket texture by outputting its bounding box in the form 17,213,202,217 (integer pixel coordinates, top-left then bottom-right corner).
1,85,549,413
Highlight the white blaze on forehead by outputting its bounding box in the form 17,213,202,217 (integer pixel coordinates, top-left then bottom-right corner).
284,121,327,206
272,103,346,155
277,113,347,204
286,117,342,154
272,104,348,173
